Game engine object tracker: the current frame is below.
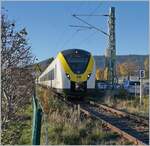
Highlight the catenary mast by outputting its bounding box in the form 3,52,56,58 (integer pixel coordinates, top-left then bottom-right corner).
105,7,116,85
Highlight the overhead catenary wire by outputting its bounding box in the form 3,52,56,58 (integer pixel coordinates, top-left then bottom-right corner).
57,2,105,50
84,2,102,19
56,2,89,50
72,14,109,36
76,31,97,46
75,14,109,17
71,2,106,48
69,25,93,29
70,1,109,38
60,30,79,49
62,2,101,48
75,2,107,17
55,28,69,49
54,2,86,50
78,2,105,20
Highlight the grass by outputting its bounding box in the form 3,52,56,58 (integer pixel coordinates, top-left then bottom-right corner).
87,87,149,117
37,86,131,145
3,85,146,145
1,104,33,145
18,104,33,144
113,96,148,117
94,89,149,117
41,115,123,145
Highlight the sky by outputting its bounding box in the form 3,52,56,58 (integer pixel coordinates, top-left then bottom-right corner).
2,1,149,61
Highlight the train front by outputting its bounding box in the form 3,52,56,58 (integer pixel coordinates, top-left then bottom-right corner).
58,49,95,96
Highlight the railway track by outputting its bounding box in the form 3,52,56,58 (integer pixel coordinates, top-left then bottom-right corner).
78,101,149,145
88,101,149,126
53,94,149,145
37,85,149,145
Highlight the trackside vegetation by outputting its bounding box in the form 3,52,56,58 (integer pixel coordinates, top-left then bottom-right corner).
38,86,132,145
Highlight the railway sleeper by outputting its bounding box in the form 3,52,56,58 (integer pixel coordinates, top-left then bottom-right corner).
80,106,148,145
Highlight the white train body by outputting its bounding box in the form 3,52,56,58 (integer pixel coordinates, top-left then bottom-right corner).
38,49,96,96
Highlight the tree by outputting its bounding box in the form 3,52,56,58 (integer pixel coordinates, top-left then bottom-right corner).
116,64,121,77
1,9,35,144
118,61,138,78
119,63,128,77
144,57,149,78
103,67,109,80
96,68,104,80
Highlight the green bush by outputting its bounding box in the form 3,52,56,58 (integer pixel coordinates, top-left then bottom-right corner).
116,88,129,99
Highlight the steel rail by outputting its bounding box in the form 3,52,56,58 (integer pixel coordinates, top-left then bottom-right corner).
79,104,148,145
88,101,149,126
55,94,149,145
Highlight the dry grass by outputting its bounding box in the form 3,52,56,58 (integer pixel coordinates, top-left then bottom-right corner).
102,94,149,117
37,86,132,145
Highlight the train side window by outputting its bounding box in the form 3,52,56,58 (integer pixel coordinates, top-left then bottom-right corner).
55,65,57,79
49,70,52,80
47,73,48,80
45,74,47,81
50,70,52,80
51,70,53,80
52,69,54,80
48,72,50,80
50,71,51,80
48,71,52,80
47,69,55,80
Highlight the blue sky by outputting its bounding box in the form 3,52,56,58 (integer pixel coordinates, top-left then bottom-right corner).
2,1,149,61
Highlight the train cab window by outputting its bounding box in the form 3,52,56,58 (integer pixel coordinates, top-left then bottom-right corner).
62,49,90,74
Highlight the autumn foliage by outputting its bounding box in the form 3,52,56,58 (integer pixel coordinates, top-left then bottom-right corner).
116,61,139,77
96,68,109,80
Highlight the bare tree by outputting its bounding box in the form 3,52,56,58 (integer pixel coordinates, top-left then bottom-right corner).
1,9,35,142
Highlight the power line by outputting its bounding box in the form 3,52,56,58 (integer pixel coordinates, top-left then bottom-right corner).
60,3,101,49
75,14,109,17
76,31,97,46
56,2,89,50
60,30,79,49
69,25,93,29
54,2,86,50
72,14,109,36
73,1,88,14
55,28,69,49
89,4,101,15
85,3,101,17
68,2,107,47
83,2,104,20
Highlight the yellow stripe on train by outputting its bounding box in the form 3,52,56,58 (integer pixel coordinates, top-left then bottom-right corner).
57,52,94,82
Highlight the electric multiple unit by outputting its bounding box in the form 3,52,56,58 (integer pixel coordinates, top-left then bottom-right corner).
38,49,96,96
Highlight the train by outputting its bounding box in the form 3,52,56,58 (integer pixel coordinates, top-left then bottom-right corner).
38,49,96,97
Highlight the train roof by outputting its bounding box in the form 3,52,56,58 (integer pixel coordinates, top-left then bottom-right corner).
61,49,91,56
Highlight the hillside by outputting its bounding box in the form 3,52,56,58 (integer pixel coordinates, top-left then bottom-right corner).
94,55,148,69
37,55,148,72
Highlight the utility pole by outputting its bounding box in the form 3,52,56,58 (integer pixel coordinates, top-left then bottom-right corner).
70,7,117,86
108,7,116,86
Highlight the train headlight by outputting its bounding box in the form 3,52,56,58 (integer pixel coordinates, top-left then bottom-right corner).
66,73,70,79
87,74,91,79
